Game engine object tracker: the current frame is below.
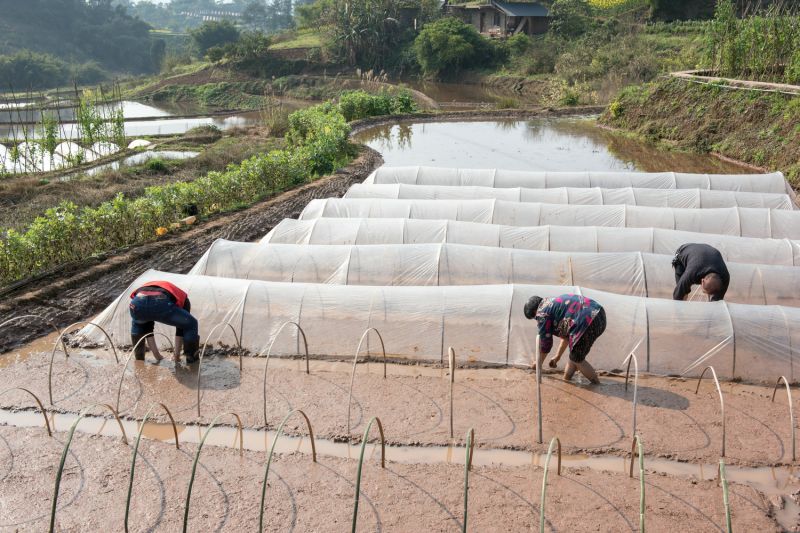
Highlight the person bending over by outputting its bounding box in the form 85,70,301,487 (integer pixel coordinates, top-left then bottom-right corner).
524,294,606,384
129,280,200,363
672,243,730,302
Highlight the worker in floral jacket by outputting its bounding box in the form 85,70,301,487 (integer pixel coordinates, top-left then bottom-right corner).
524,294,606,384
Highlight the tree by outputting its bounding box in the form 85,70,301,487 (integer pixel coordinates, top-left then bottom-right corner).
190,20,242,56
323,0,404,67
413,17,497,77
548,0,593,38
150,38,167,72
243,1,270,29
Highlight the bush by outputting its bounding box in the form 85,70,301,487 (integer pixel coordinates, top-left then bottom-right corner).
337,90,417,121
190,20,241,56
506,33,534,58
413,17,499,77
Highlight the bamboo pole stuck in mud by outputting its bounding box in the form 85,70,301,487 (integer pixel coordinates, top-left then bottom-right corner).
629,435,645,533
462,428,475,533
719,459,732,533
347,328,387,436
124,402,180,532
260,321,310,426
0,387,52,436
771,376,796,462
0,313,62,348
535,335,543,444
538,436,562,533
115,332,175,412
50,403,128,533
196,322,242,417
352,416,386,533
183,412,243,533
622,340,644,437
48,321,118,405
449,346,456,439
695,366,726,457
259,409,317,532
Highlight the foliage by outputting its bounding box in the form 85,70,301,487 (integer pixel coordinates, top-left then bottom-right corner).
413,18,500,77
648,0,716,21
190,20,241,56
0,94,414,285
705,1,800,84
321,0,404,68
506,33,534,59
336,90,417,121
0,0,155,75
548,0,595,38
0,52,108,90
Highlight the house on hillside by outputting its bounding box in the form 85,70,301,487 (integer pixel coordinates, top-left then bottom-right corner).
445,1,549,37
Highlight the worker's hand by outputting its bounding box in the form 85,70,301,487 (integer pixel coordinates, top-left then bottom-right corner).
548,358,558,368
172,354,181,363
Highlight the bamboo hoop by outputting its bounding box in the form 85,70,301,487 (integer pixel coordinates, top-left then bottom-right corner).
115,332,175,412
629,435,645,532
462,428,475,533
538,436,562,533
196,322,242,417
260,321,310,426
695,366,726,457
0,387,52,436
48,321,118,405
351,417,385,533
771,376,795,462
347,328,387,436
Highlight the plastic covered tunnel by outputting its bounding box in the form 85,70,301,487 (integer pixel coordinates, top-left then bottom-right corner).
263,218,800,266
80,270,800,382
345,183,796,209
365,166,795,196
299,199,800,239
190,241,800,307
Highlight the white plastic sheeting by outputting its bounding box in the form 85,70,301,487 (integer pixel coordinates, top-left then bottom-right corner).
190,240,800,307
346,183,796,210
264,218,800,266
79,269,800,382
299,199,800,239
366,166,793,196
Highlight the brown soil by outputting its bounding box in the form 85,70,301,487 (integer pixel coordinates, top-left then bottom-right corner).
1,342,796,468
0,147,383,352
0,133,279,231
0,424,780,532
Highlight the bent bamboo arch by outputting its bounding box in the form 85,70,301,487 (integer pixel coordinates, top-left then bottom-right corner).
695,365,726,457
351,416,386,533
261,321,310,426
196,322,242,417
124,402,180,532
115,332,175,412
0,314,63,353
48,321,118,405
347,328,387,435
49,403,128,533
183,412,243,533
258,409,317,531
0,387,52,436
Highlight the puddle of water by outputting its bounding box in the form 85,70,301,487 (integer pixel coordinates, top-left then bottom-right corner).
352,118,753,173
0,101,174,125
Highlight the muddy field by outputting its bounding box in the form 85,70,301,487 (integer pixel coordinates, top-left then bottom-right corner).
1,423,781,532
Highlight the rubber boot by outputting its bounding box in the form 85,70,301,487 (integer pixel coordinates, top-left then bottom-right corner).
131,333,147,361
184,338,200,364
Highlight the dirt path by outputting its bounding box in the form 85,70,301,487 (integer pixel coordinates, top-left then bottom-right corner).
0,425,780,532
0,147,382,352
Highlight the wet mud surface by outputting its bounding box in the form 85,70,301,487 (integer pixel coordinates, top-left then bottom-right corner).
1,342,796,468
0,147,382,353
0,425,782,532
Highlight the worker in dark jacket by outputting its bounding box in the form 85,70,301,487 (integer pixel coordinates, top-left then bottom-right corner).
672,243,730,302
129,280,200,363
524,294,606,384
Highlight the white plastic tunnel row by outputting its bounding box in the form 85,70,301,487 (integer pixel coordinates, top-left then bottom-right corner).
263,218,800,266
191,240,800,307
345,182,797,209
365,165,795,198
78,269,800,383
298,198,800,239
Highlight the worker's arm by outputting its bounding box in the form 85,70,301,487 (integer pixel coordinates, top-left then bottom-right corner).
534,318,554,369
672,272,693,301
549,338,569,367
146,336,163,361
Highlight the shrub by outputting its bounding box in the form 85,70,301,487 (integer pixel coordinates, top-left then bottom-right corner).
506,33,534,58
413,17,498,77
190,20,241,56
337,90,417,121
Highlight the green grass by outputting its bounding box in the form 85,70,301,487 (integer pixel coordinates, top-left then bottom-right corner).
269,29,323,50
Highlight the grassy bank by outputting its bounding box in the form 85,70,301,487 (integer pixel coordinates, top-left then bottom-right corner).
599,76,800,188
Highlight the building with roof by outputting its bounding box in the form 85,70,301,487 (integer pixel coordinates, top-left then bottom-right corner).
446,1,549,37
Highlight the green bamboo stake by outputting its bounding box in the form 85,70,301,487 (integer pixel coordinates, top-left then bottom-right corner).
124,403,180,532
462,428,475,533
183,412,243,533
351,417,385,533
50,404,128,533
629,435,645,532
720,459,732,533
259,409,317,532
538,436,561,533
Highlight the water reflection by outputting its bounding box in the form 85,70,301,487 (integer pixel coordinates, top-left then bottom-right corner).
353,117,751,173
